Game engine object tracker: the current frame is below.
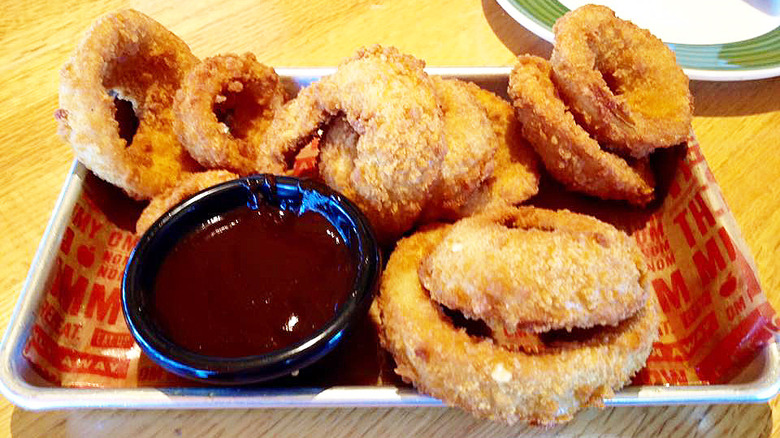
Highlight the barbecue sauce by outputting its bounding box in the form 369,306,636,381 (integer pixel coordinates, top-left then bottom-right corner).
152,204,356,358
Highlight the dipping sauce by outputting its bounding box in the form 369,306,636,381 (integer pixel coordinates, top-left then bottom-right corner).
152,204,356,358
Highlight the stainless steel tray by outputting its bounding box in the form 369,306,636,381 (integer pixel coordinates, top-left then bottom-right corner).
2,68,779,410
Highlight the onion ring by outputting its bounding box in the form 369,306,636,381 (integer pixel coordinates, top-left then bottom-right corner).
135,170,237,234
550,5,693,158
375,224,658,425
56,9,201,200
267,45,446,240
508,55,655,206
419,207,648,333
174,53,288,175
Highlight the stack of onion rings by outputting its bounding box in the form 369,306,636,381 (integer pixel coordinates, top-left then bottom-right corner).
375,210,658,425
55,12,669,426
509,55,656,206
318,74,541,237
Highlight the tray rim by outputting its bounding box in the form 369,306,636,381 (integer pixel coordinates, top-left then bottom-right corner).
2,67,779,411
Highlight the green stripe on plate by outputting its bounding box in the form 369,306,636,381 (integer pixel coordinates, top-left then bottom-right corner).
671,27,780,70
505,0,568,29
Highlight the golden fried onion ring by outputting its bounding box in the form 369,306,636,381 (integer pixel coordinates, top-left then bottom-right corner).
509,55,655,206
262,45,446,237
174,53,288,175
551,5,693,158
375,224,658,425
57,9,200,199
419,207,648,333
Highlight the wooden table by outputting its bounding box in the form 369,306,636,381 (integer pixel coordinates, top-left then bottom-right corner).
1,1,778,436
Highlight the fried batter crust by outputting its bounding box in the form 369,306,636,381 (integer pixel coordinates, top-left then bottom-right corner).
320,77,498,238
319,116,415,243
420,77,497,218
457,83,540,216
419,207,648,333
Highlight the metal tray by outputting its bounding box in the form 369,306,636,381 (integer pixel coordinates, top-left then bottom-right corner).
1,68,779,410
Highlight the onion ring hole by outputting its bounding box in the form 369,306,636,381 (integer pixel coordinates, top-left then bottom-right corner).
439,305,493,339
213,84,266,140
110,91,139,145
599,70,622,96
439,300,626,351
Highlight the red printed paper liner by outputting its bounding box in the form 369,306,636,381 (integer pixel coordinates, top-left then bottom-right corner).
22,134,779,388
632,138,779,385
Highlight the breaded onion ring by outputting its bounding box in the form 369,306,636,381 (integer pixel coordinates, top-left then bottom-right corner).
457,83,540,216
266,45,446,240
56,9,201,200
174,53,288,175
136,170,237,234
508,55,655,206
551,5,693,158
319,116,413,242
419,207,648,333
375,224,658,425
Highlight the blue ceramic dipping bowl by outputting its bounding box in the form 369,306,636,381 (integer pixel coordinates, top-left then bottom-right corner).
122,175,381,385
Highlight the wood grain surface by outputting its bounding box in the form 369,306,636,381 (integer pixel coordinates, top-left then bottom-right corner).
0,0,778,436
